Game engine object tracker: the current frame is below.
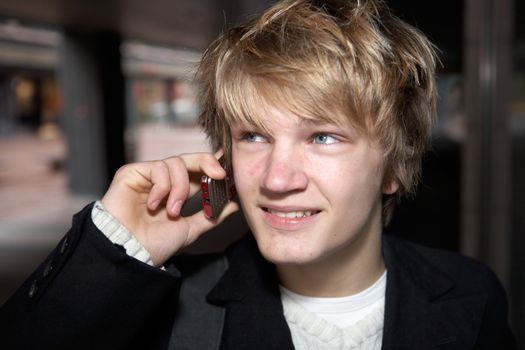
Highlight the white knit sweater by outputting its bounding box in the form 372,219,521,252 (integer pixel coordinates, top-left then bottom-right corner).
280,275,385,350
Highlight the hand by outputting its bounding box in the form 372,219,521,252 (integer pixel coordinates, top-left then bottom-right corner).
100,152,239,266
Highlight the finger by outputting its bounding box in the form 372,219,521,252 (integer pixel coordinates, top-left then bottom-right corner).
150,152,227,216
179,152,225,179
146,160,176,211
159,157,191,216
178,153,226,197
184,201,240,246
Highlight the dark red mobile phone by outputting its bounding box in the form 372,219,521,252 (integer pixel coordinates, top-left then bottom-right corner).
201,156,236,219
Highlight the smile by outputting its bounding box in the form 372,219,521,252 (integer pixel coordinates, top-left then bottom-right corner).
264,208,320,218
260,206,321,231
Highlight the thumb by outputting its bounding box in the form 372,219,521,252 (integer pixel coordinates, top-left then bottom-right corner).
184,201,241,246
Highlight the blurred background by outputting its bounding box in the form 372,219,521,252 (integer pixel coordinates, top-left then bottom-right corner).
0,0,523,344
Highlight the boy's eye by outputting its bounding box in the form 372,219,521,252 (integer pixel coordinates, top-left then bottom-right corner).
243,132,267,143
312,133,339,145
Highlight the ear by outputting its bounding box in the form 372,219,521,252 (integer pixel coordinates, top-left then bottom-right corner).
382,179,399,195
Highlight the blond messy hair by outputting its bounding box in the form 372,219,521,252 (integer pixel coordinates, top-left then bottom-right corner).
196,0,438,224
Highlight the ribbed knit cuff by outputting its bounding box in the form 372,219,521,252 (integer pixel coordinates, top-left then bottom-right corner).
91,201,155,266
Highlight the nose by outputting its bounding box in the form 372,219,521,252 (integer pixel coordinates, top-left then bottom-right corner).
261,146,308,194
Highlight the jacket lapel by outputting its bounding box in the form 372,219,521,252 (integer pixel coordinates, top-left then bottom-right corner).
207,235,295,350
381,235,487,349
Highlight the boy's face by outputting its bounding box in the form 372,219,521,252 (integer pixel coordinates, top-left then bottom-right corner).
231,103,398,268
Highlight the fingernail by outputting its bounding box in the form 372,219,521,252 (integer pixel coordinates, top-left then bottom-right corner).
150,199,160,210
171,200,183,216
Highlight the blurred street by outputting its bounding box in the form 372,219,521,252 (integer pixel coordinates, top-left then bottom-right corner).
0,124,209,304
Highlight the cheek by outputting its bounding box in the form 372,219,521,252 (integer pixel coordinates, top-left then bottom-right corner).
316,158,384,203
246,166,258,178
232,152,262,193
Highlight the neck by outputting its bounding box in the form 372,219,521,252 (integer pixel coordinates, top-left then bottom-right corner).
276,220,384,297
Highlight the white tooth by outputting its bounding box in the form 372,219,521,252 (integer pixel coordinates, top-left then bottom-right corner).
268,209,316,218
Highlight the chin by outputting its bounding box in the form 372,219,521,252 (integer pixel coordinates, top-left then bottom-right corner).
255,237,322,266
261,252,317,266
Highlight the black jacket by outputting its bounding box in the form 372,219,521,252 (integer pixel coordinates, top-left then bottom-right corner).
0,203,517,349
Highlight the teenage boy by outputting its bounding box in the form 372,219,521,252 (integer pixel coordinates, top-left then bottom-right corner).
0,0,516,349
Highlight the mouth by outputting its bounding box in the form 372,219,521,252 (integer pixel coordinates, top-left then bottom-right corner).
262,207,321,218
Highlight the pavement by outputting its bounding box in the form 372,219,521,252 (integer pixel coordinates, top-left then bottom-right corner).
0,124,211,304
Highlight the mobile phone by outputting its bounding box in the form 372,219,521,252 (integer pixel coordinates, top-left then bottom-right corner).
201,156,236,219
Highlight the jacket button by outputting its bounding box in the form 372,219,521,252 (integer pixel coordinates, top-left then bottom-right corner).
43,260,54,277
60,235,70,254
28,280,39,298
